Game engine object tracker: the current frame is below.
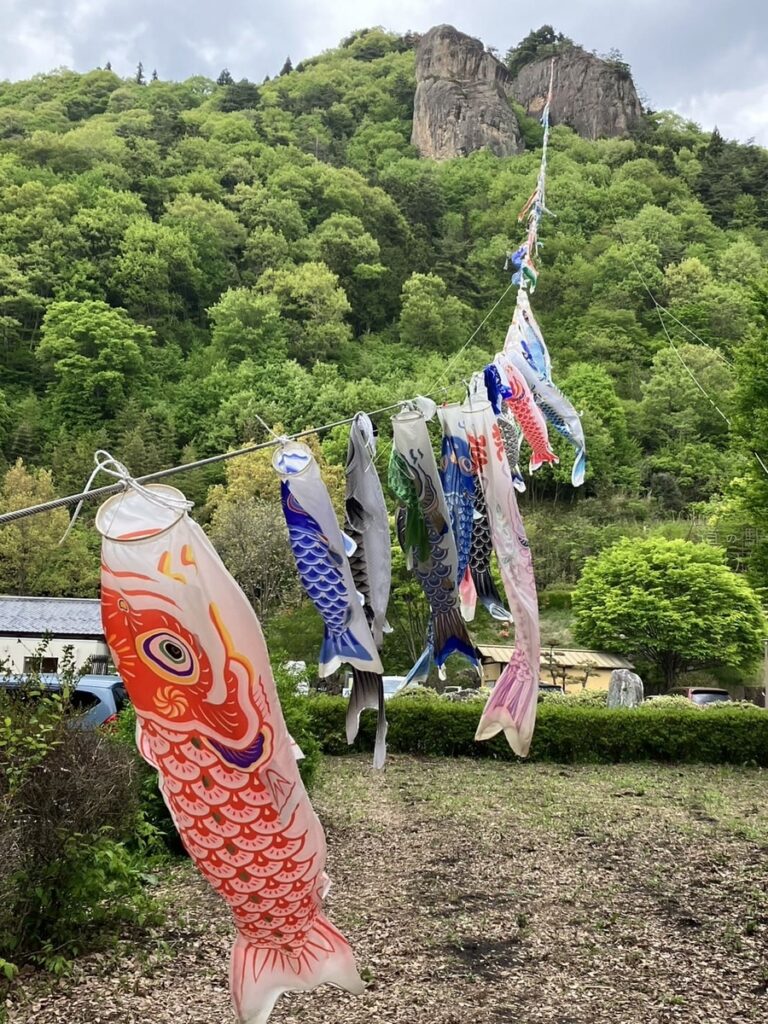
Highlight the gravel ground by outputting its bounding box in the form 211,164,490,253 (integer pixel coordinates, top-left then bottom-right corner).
7,756,768,1024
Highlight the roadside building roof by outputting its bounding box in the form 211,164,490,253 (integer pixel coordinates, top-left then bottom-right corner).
0,596,103,640
477,644,634,671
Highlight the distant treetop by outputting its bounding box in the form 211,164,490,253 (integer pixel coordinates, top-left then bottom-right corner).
505,26,573,77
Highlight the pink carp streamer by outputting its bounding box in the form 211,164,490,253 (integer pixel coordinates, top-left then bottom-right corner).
97,484,363,1024
463,401,540,757
494,353,559,473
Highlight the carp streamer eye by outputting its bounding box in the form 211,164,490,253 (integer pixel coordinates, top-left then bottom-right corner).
136,629,200,685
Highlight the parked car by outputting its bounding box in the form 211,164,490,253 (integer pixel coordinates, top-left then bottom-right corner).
341,675,409,700
666,686,732,706
383,675,408,699
0,673,129,727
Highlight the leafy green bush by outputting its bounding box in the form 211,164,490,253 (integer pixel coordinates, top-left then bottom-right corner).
539,587,574,611
0,682,160,975
539,688,608,705
273,662,322,792
306,695,768,765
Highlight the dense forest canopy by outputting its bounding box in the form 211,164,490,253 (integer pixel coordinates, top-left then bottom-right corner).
0,26,766,630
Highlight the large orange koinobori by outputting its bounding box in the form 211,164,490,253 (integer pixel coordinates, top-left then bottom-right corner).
96,482,363,1024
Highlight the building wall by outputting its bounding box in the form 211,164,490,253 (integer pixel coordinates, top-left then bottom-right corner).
482,662,616,690
0,637,111,675
563,669,613,692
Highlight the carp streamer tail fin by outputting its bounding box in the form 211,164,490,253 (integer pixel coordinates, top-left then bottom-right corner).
319,626,372,676
231,917,364,1024
346,669,387,770
471,565,511,622
432,606,478,670
571,447,587,489
475,647,538,758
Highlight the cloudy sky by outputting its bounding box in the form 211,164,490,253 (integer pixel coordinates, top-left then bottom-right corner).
1,0,767,144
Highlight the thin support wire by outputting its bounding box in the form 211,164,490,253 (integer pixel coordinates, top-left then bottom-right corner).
430,281,515,392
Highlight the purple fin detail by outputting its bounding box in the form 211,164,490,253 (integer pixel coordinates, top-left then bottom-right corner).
210,732,265,768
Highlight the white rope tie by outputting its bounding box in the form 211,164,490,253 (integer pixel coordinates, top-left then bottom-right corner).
59,450,193,544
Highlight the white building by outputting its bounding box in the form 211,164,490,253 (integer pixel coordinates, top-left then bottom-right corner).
0,596,111,675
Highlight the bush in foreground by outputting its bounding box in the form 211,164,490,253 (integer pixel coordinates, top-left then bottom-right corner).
0,684,160,975
306,694,768,766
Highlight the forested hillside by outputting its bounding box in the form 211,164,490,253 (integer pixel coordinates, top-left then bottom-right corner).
0,26,766,623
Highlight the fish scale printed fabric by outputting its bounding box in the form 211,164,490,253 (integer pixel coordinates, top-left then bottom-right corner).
97,484,363,1024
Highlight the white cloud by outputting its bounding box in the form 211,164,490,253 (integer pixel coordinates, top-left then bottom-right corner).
676,83,768,145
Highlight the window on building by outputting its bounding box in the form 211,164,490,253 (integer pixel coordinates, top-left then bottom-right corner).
88,655,115,675
23,656,59,674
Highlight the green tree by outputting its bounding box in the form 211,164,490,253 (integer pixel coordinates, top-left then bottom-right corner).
398,272,472,353
36,300,154,427
208,287,288,364
0,460,98,595
505,26,571,77
573,537,765,686
256,261,352,364
732,276,768,581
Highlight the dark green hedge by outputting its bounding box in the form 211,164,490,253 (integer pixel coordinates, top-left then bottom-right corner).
306,696,768,766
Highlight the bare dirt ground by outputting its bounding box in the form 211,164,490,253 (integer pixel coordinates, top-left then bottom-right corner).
7,756,768,1024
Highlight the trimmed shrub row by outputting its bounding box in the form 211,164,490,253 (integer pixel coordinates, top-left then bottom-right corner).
306,695,768,766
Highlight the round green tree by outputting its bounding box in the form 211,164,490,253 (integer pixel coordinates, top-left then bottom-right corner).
573,537,765,687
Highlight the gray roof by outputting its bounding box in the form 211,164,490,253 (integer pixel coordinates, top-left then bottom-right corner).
0,596,104,639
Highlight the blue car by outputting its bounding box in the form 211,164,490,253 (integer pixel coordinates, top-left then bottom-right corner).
0,673,129,727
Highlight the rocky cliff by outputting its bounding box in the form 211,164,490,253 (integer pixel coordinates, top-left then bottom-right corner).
411,25,523,160
411,26,643,160
509,47,643,140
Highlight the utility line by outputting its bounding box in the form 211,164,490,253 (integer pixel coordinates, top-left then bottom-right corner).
0,273,520,529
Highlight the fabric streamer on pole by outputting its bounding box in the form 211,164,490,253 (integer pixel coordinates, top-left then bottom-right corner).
97,477,363,1024
463,399,540,757
344,412,391,769
504,59,587,488
390,407,479,680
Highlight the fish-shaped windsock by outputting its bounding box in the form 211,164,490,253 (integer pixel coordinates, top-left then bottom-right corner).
465,481,510,623
344,413,391,769
97,483,363,1024
481,365,526,491
437,404,475,585
495,354,559,474
506,290,586,487
390,408,478,674
274,442,383,679
498,412,526,493
463,401,541,757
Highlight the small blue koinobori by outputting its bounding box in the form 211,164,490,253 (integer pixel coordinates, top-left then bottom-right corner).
274,441,382,679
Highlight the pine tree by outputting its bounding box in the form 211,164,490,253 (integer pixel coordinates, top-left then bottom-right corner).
216,68,234,86
135,61,145,85
105,60,112,71
279,56,293,76
151,68,158,82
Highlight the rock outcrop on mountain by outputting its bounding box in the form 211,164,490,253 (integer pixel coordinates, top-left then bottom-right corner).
509,47,643,141
411,25,523,160
411,25,644,160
